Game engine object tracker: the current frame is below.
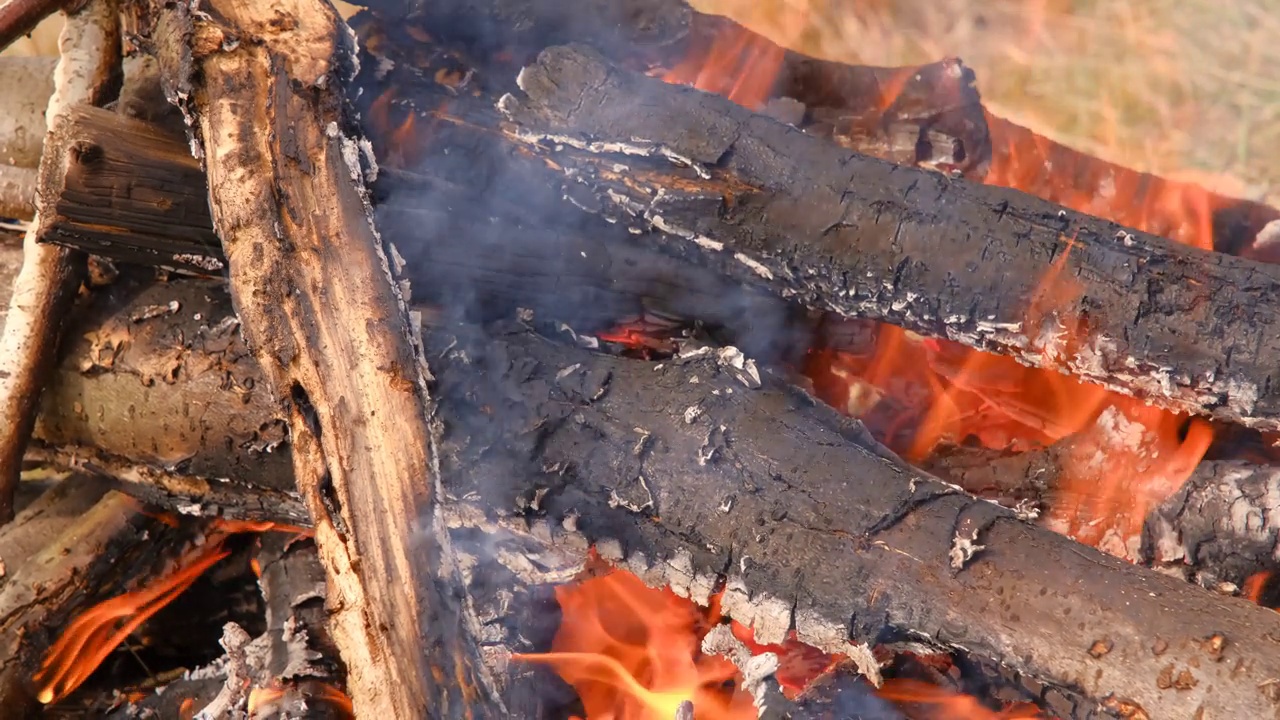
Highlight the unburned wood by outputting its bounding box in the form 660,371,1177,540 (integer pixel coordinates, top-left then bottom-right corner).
0,0,62,57
0,57,55,169
146,0,501,716
0,0,119,522
0,164,34,220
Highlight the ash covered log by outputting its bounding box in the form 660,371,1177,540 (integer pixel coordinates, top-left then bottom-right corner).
498,44,1280,433
427,320,1280,720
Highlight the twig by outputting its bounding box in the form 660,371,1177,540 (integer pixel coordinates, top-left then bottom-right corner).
0,0,65,54
0,0,119,523
701,625,798,720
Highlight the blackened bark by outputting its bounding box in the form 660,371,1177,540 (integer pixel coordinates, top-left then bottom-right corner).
499,44,1280,432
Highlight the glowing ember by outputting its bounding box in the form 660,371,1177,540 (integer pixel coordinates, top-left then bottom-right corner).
524,565,1048,718
878,679,1043,719
516,568,757,719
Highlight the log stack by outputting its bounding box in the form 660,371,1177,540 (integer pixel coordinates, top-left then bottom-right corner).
0,0,1278,719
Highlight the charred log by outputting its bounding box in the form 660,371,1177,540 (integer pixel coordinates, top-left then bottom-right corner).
18,269,1280,718
498,44,1280,433
364,0,1278,255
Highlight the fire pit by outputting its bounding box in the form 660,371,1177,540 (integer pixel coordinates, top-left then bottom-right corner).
0,0,1278,718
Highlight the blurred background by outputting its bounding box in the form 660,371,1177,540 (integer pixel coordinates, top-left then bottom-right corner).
6,0,1277,204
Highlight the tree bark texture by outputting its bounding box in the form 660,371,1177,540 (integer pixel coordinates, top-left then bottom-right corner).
0,0,119,522
146,1,502,716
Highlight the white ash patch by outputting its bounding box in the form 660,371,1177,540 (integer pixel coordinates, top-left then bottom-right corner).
502,127,711,179
172,253,224,271
794,608,883,686
719,577,791,645
1253,219,1280,252
734,252,774,280
1146,513,1185,564
948,527,985,570
683,403,704,424
650,214,724,251
716,346,761,388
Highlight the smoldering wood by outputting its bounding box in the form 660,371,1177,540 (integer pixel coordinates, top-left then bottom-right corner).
498,44,1280,433
26,273,1280,719
366,0,1278,255
246,532,351,718
426,320,1280,720
929,442,1280,590
0,0,120,523
146,0,502,716
0,476,197,719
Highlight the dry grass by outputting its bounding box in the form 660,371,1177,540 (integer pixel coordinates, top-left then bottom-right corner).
8,2,1278,202
696,0,1280,203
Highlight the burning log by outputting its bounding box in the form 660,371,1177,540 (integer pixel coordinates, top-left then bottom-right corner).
0,0,120,522
370,0,1279,257
0,475,205,719
496,44,1280,433
144,0,501,716
930,439,1280,589
17,262,1280,717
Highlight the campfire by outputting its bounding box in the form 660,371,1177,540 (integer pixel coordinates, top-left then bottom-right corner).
1,0,1279,718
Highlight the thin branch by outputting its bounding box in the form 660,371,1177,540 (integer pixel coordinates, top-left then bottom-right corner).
0,0,65,54
0,0,119,522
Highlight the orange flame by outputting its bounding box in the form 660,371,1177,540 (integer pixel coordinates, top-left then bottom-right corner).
660,20,1217,553
516,568,756,719
34,519,309,704
878,679,1044,719
33,540,231,704
526,565,1048,718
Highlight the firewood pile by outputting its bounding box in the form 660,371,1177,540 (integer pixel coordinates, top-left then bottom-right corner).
1,0,1279,718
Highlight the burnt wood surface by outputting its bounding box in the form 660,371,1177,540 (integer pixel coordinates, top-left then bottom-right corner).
498,44,1280,433
366,0,1278,255
0,476,195,719
427,319,1280,720
20,272,1280,718
35,105,222,273
53,29,1280,434
929,442,1280,590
